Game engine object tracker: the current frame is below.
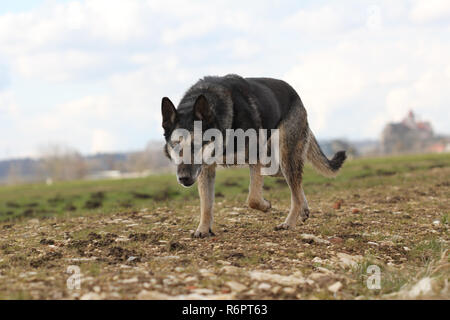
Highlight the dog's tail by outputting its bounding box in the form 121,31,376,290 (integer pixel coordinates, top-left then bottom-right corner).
306,129,346,177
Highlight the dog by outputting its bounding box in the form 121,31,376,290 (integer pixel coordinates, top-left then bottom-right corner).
161,74,346,238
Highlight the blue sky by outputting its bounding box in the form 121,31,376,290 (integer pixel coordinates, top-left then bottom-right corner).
0,0,449,159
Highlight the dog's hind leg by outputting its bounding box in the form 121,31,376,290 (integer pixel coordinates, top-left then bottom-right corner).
247,164,271,212
193,165,216,238
275,103,310,230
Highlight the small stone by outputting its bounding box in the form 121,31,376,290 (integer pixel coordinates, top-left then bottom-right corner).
221,266,240,275
80,292,102,300
156,255,180,261
283,287,296,294
328,281,343,293
93,286,101,293
407,277,434,298
185,276,198,283
192,288,214,295
308,273,327,280
312,257,325,264
316,267,333,274
330,237,344,244
121,277,138,284
337,252,363,268
258,283,271,291
271,286,282,295
137,290,170,300
226,281,247,292
333,200,343,210
432,220,440,226
300,234,330,245
249,271,307,286
368,241,379,246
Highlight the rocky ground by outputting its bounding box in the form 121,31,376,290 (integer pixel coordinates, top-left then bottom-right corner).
0,158,448,300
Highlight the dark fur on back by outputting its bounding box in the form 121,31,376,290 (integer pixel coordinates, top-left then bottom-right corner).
176,74,301,132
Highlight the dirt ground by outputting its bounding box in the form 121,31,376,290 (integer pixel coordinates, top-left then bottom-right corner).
0,159,448,300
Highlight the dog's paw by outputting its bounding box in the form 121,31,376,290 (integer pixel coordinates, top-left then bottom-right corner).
192,228,216,238
300,208,310,222
274,223,294,231
248,198,272,212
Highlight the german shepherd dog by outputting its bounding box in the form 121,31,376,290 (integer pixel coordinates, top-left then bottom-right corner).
162,75,346,238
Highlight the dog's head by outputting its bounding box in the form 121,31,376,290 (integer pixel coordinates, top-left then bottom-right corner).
161,95,217,187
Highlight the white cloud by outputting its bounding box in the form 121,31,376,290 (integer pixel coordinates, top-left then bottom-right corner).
285,51,365,133
14,50,105,82
283,5,349,35
410,0,450,24
91,129,118,153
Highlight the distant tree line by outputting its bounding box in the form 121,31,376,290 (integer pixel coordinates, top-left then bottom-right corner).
1,141,173,185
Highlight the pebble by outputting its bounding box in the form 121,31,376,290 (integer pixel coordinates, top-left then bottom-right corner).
226,281,247,292
308,273,328,280
330,237,344,244
337,252,363,268
406,277,435,298
271,286,282,295
80,292,102,300
328,281,343,293
249,271,308,286
258,283,271,291
184,276,198,283
137,290,170,300
312,257,326,264
283,287,296,294
300,234,330,244
121,277,139,284
221,266,240,275
265,242,278,247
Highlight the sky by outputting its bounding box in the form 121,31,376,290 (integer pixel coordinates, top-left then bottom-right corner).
0,0,449,160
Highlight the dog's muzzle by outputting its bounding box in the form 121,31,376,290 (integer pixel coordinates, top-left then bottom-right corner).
178,177,195,187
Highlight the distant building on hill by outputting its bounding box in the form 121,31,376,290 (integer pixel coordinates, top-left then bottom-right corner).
381,110,448,154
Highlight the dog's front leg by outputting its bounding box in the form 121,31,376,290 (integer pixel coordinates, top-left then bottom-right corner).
193,165,216,238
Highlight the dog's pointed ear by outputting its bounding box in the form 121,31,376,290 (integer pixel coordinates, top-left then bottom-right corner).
194,95,213,122
161,97,177,131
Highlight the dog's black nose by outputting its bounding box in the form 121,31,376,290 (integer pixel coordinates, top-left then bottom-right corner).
179,177,194,187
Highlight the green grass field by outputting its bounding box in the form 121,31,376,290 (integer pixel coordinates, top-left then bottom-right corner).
1,153,448,222
0,153,448,299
